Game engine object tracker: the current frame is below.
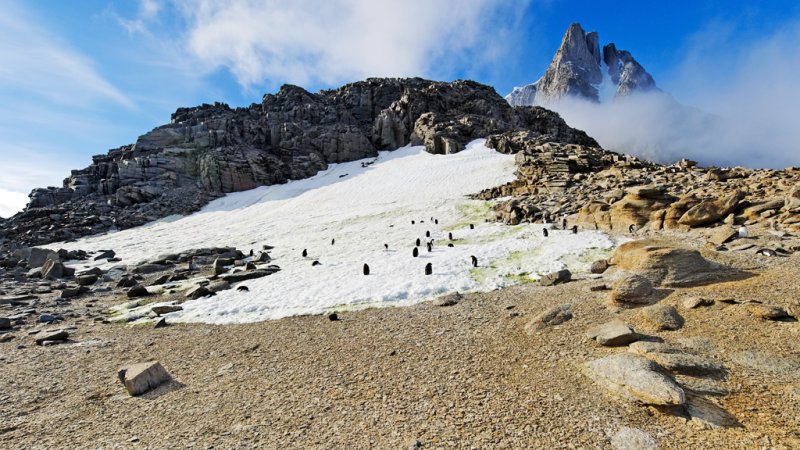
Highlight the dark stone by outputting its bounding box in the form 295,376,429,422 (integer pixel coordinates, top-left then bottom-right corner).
540,269,571,286
127,285,151,298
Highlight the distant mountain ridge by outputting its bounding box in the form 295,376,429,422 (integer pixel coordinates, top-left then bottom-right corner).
507,23,657,106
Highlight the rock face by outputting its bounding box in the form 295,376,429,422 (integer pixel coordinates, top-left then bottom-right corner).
2,78,596,245
507,23,657,106
583,353,685,405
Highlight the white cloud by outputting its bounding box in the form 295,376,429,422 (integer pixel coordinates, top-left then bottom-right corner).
548,20,800,169
0,2,134,109
175,0,528,89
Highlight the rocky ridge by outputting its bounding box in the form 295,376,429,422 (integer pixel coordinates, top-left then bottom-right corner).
507,23,657,106
1,78,596,246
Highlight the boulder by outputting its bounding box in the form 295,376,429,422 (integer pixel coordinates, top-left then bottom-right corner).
27,248,58,269
432,291,462,307
637,304,684,331
683,297,714,309
76,274,98,286
35,329,69,345
539,269,571,286
583,354,685,405
117,361,171,396
709,226,738,246
127,285,151,298
151,305,183,316
41,259,65,279
93,249,116,261
609,274,653,305
586,320,639,346
590,259,609,274
186,285,212,300
678,191,744,227
524,304,572,333
609,240,744,287
745,303,793,321
208,280,231,293
0,317,11,330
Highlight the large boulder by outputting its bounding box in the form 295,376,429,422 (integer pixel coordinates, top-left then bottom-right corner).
609,274,654,306
678,191,745,227
609,240,744,287
583,354,685,405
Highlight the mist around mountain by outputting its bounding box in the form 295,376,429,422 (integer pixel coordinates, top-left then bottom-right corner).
508,22,800,169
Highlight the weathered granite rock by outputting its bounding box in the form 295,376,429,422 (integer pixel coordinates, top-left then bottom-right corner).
637,304,684,331
745,303,793,321
610,427,658,450
586,320,639,346
118,361,171,396
610,274,654,305
583,354,685,405
540,269,571,286
35,329,69,345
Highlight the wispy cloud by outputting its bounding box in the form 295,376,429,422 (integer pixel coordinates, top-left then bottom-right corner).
0,2,134,109
174,0,529,90
549,19,800,169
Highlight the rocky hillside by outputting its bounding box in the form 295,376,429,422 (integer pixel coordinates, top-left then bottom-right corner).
0,77,597,246
507,23,657,106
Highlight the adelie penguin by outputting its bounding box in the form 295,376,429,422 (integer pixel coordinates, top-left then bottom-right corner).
571,225,578,234
470,255,478,267
363,264,370,275
543,228,549,237
447,243,454,247
413,247,419,257
411,220,415,225
236,286,249,292
425,230,430,237
331,238,335,245
448,232,453,240
415,238,421,247
249,249,254,256
562,218,567,230
384,243,388,250
426,242,432,252
424,263,432,275
469,224,474,229
312,260,322,266
628,224,635,234
302,249,308,257
435,219,439,225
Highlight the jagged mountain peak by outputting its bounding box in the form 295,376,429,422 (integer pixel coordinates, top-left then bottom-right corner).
507,23,657,106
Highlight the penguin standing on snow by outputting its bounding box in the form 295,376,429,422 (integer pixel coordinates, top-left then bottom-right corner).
469,224,474,229
543,228,549,237
470,255,478,267
426,230,430,237
448,232,453,240
302,249,308,257
331,238,335,245
435,219,439,225
562,218,567,229
426,242,433,252
572,225,578,234
249,249,254,256
413,247,419,257
384,243,389,250
415,238,421,246
424,263,432,275
363,264,370,275
312,260,321,266
628,224,635,234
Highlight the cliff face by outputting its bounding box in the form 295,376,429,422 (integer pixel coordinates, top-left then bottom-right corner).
507,23,657,106
2,77,598,245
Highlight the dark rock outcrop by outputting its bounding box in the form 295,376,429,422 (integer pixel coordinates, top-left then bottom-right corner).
2,77,596,245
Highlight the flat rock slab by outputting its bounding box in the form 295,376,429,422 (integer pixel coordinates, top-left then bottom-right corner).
586,320,639,346
745,303,793,320
685,391,740,429
610,274,653,305
611,427,658,450
151,305,183,316
118,361,171,396
35,330,69,345
539,269,571,286
731,351,800,377
583,354,685,405
683,297,714,309
221,267,280,283
525,304,572,333
641,352,725,378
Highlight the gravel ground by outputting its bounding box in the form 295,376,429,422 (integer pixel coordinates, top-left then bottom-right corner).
1,234,799,449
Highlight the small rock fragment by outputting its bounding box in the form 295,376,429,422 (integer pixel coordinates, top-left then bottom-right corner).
611,427,658,450
539,269,571,286
118,361,171,396
586,320,639,346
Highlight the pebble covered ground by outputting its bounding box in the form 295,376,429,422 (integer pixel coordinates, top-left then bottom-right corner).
0,234,799,449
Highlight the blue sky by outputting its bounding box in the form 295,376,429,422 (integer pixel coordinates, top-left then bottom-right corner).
1,0,799,217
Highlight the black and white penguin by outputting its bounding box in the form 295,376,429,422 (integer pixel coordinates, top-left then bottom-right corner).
543,228,549,237
448,232,453,240
424,263,432,275
435,219,439,225
416,238,421,246
562,218,567,229
328,313,338,321
384,243,389,250
411,220,415,225
312,260,321,266
628,224,635,234
470,255,478,267
302,249,308,257
572,225,578,234
426,242,432,252
469,224,474,229
331,238,335,245
447,243,454,247
426,230,430,237
363,264,370,275
413,247,419,257
249,249,254,256
236,286,249,292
